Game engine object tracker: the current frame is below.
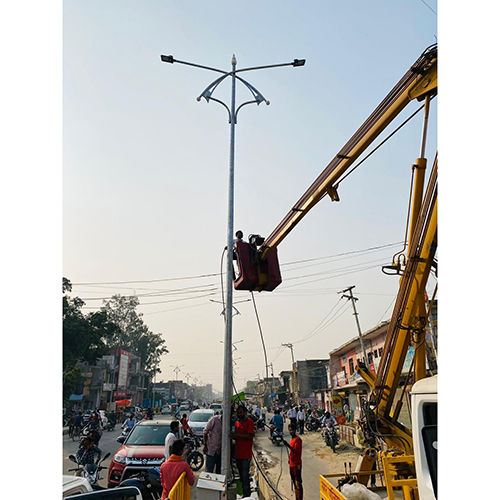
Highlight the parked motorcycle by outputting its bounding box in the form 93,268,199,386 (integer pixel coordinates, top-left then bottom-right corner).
68,452,110,490
305,415,321,432
184,435,204,471
119,467,162,500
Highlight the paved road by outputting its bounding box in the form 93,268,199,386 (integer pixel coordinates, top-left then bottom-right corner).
62,414,181,488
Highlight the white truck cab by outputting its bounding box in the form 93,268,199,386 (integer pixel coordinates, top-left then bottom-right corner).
411,375,438,500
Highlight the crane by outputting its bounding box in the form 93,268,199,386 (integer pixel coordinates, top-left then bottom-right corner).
233,44,438,500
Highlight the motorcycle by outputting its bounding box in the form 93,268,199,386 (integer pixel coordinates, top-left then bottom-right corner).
256,417,266,431
105,420,116,431
270,426,284,446
322,423,339,452
184,435,204,471
305,415,321,432
82,425,102,446
68,452,110,490
119,467,162,500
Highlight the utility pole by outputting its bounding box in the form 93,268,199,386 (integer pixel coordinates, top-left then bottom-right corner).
282,343,295,366
339,286,368,365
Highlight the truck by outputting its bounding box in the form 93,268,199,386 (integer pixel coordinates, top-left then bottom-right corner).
232,44,438,499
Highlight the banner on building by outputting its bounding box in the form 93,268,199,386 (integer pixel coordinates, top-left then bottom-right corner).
117,349,130,390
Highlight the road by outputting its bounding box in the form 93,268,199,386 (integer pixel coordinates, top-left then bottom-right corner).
62,413,181,488
254,425,366,500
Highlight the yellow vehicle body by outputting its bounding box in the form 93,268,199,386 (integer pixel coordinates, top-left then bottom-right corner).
260,45,438,500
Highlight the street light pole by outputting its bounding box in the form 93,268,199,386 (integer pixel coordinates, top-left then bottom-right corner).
160,53,305,482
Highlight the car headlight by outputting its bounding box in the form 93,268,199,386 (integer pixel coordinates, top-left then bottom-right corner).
114,454,126,464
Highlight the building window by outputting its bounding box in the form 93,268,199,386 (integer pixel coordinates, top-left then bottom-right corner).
374,350,378,359
368,352,373,365
378,348,383,357
348,358,354,375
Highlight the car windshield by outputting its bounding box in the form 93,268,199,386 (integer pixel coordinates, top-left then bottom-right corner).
126,425,170,445
189,413,213,423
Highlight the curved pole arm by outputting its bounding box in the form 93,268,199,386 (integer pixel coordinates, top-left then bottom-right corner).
199,96,232,123
235,99,270,123
197,73,232,102
235,76,269,105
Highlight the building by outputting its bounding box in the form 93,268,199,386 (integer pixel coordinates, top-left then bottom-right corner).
292,359,329,405
69,349,147,410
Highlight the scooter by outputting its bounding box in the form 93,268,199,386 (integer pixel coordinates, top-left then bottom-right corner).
68,452,110,490
119,467,162,500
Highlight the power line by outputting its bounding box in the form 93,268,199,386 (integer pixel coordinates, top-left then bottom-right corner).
69,241,402,287
417,0,437,15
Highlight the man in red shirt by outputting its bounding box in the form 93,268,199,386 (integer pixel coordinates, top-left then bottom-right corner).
284,423,303,500
231,404,255,498
160,438,195,500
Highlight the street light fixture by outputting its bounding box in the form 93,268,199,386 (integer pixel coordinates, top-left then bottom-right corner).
160,53,305,482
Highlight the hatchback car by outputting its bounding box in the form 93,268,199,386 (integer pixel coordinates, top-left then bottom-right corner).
188,409,215,437
107,420,169,487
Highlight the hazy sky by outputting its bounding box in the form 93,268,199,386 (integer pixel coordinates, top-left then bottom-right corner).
63,0,437,391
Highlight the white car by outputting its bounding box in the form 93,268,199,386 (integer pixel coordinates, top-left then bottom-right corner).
161,405,172,415
209,403,222,412
188,409,215,436
63,475,92,497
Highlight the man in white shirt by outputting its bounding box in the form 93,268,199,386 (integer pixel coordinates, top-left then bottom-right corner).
164,420,180,459
287,406,297,429
297,406,306,435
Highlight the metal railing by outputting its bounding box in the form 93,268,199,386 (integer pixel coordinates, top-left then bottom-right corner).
168,471,190,500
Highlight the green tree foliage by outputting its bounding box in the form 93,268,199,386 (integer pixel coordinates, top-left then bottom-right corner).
63,278,119,399
101,295,168,375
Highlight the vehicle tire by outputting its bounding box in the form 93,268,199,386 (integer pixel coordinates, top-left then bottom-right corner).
305,422,313,432
188,451,204,471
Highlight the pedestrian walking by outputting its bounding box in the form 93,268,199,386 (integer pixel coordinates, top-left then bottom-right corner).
203,413,222,474
284,423,303,500
297,407,305,435
231,404,255,498
160,439,195,500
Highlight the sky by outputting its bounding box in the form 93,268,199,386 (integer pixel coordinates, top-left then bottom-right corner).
63,0,438,392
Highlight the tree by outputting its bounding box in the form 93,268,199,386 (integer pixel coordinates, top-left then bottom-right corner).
63,277,119,399
101,295,168,375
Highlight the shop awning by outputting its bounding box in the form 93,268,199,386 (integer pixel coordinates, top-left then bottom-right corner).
69,394,83,401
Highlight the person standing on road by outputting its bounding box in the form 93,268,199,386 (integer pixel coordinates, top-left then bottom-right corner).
287,406,297,429
297,407,306,435
164,420,180,459
284,424,303,500
203,413,222,474
231,404,255,498
160,439,195,500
